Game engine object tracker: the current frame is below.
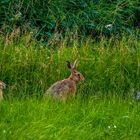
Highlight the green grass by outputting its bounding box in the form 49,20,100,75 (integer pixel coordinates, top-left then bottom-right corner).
0,35,140,139
0,97,140,140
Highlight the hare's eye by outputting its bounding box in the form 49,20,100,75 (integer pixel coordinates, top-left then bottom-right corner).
77,73,80,77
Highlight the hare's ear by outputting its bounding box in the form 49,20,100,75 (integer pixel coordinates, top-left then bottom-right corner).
73,59,78,69
66,60,72,70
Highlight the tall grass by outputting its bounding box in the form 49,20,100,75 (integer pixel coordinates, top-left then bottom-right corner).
0,34,140,98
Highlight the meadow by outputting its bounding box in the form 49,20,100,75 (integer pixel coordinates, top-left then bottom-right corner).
0,34,140,139
0,0,140,139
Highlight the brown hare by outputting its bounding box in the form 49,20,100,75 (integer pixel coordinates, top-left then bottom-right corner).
44,60,84,101
0,81,6,101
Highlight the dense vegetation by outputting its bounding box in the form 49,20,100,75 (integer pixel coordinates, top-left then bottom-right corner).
0,0,140,41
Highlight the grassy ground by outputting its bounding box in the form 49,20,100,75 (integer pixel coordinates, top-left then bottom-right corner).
0,97,140,140
0,35,140,139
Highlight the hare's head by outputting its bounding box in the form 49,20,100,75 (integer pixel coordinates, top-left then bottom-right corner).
66,60,84,82
0,81,6,90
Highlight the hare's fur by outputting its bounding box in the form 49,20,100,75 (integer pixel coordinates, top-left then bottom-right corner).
44,60,84,101
0,81,6,101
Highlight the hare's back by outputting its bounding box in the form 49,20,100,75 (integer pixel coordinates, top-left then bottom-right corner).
46,79,76,96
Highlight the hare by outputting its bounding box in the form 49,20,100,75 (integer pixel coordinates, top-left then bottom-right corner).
0,81,6,101
44,60,84,101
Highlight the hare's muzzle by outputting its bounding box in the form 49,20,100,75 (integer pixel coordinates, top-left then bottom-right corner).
80,75,85,81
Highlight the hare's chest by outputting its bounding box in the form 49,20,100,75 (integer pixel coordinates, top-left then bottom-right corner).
68,82,76,93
